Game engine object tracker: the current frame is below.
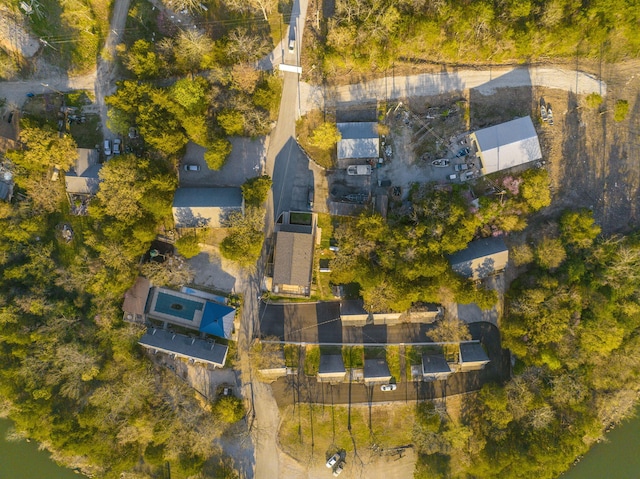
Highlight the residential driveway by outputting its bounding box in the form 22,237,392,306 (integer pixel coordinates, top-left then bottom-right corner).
260,301,439,344
269,321,508,406
300,66,607,114
179,138,266,188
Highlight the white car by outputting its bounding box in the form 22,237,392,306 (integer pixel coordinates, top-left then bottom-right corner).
326,453,340,468
333,462,345,476
380,384,397,392
103,139,111,156
113,138,121,155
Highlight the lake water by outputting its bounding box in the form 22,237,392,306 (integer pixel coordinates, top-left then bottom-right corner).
1,410,639,478
0,418,80,479
561,409,640,479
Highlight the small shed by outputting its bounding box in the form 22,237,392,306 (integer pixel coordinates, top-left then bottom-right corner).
318,355,346,382
337,122,379,160
421,354,453,381
363,358,392,383
459,342,490,371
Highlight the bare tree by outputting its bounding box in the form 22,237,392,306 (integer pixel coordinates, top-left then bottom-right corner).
226,27,271,63
140,255,194,288
222,0,277,20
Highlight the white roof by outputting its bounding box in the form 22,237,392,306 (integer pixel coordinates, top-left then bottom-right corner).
473,116,542,174
336,122,379,160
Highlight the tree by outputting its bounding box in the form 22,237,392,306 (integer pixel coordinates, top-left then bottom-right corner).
241,175,272,206
175,30,216,72
309,122,342,151
226,28,271,63
223,0,278,21
560,209,601,249
123,39,160,79
217,109,245,136
140,256,194,287
220,207,265,266
585,93,603,109
175,234,201,259
204,138,233,170
511,243,534,266
520,169,551,211
170,77,209,115
427,315,471,343
535,237,566,269
231,63,261,94
17,122,78,172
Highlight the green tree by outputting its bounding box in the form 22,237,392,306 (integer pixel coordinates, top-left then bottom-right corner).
170,77,209,115
535,237,566,269
140,256,195,287
217,109,245,136
14,121,77,173
241,175,272,206
204,138,233,170
560,209,601,249
175,234,201,259
212,396,245,423
520,169,551,211
220,208,264,266
123,39,160,79
309,122,342,151
585,93,603,109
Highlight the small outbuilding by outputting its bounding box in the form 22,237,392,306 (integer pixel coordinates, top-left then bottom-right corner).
172,187,244,229
449,237,509,281
337,122,379,161
421,354,453,381
363,358,392,383
470,116,542,175
318,354,346,382
459,342,490,371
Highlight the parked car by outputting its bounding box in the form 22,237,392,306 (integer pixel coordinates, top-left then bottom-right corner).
222,387,233,396
454,163,468,171
184,164,201,171
326,453,341,468
308,187,314,210
288,38,296,52
456,147,470,158
103,139,112,156
381,384,397,392
333,462,345,476
113,138,121,155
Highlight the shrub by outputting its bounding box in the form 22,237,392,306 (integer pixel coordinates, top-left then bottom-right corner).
535,237,566,269
212,396,245,424
614,99,629,122
175,234,201,258
309,122,341,151
585,93,603,109
511,244,534,266
241,175,272,206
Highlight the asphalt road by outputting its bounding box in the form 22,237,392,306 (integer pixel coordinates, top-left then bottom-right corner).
270,322,509,406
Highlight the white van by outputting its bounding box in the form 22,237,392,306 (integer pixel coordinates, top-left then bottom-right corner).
103,139,111,156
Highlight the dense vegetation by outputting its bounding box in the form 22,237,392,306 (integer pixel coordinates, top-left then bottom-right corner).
330,169,551,311
413,210,640,478
311,0,640,80
0,125,236,478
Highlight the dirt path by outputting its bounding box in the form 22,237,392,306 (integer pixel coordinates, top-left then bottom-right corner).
300,66,606,113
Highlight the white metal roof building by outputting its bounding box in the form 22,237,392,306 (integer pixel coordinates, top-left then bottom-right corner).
470,116,542,175
336,122,379,160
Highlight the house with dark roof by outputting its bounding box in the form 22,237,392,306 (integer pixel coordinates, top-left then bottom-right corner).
122,276,151,323
448,236,509,281
337,122,379,161
363,358,392,383
470,116,542,175
172,187,244,228
459,342,490,371
318,354,346,382
271,213,317,296
138,328,228,368
421,354,453,381
65,148,101,196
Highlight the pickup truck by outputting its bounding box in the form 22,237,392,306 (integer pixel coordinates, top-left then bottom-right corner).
347,165,372,175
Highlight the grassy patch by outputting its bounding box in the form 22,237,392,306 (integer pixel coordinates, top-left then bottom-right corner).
284,344,300,368
304,345,320,376
279,403,415,464
296,110,336,169
342,346,364,368
68,115,101,148
267,12,286,48
386,346,401,382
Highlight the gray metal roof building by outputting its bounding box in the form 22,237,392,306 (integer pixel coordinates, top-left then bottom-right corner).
337,122,379,160
318,355,346,381
421,354,453,381
459,342,490,371
471,116,542,175
138,328,228,368
172,187,244,228
272,223,315,296
449,237,509,281
65,148,102,195
363,358,392,383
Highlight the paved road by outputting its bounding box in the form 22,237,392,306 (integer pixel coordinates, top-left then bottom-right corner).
258,0,310,71
300,66,608,114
